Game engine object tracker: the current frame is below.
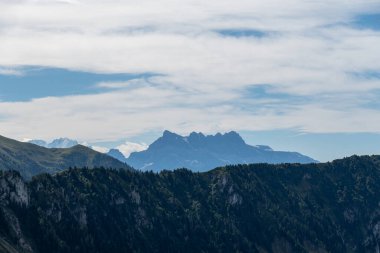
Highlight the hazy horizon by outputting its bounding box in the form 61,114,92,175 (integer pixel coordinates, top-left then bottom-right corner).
5,129,380,163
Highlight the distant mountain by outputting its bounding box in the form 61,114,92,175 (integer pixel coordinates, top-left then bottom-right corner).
47,138,79,148
107,148,128,163
0,155,380,252
29,138,79,148
126,130,317,172
28,139,48,147
0,135,132,179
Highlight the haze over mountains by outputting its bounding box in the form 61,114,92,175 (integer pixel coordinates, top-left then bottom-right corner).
125,131,317,172
27,131,317,172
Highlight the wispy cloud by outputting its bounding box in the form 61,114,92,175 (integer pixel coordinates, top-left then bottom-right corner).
0,67,23,76
0,0,379,141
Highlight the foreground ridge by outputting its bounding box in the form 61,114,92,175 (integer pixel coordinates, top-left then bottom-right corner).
1,155,380,253
0,135,132,179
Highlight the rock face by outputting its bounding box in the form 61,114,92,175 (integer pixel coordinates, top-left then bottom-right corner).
0,171,33,253
0,155,380,253
126,130,317,172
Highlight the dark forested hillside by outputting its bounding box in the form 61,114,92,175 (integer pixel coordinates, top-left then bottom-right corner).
1,155,380,253
0,135,132,179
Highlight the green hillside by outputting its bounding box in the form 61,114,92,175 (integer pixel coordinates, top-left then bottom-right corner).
0,135,132,179
1,155,380,252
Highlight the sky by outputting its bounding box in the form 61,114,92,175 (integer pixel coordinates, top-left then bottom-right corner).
0,0,380,162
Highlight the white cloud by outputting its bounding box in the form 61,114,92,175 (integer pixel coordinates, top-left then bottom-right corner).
1,85,380,143
117,142,148,158
0,0,379,141
0,67,23,76
90,145,110,153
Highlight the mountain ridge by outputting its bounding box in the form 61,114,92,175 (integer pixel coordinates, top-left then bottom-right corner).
126,130,317,171
0,135,132,179
0,155,379,252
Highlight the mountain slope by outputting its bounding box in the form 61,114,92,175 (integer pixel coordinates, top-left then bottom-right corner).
0,135,132,179
126,130,317,172
0,155,379,252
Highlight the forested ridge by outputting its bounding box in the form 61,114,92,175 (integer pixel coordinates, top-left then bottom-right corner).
1,155,380,253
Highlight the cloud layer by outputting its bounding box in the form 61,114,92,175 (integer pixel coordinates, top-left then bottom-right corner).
0,0,380,141
117,142,148,158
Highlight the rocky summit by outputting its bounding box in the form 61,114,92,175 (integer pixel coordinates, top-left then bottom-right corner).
126,130,317,172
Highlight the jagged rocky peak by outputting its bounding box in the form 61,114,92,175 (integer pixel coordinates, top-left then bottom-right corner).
152,130,187,147
188,131,206,144
108,148,124,156
154,130,259,150
189,131,205,138
107,149,127,162
224,130,242,138
126,130,317,172
160,130,245,144
160,130,184,142
28,137,78,148
215,131,245,144
48,138,78,148
162,130,179,138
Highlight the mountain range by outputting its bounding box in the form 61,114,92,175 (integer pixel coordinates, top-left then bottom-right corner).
27,131,317,172
125,130,317,171
0,155,379,252
28,138,79,149
0,135,132,179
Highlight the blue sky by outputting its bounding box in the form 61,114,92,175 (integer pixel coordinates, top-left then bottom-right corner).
355,13,380,30
0,67,150,101
0,0,380,161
